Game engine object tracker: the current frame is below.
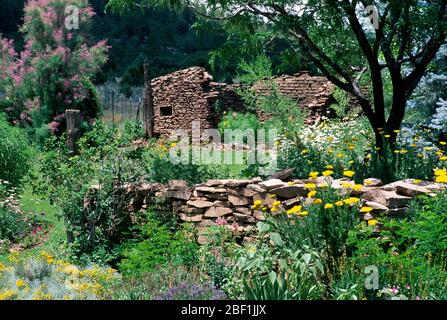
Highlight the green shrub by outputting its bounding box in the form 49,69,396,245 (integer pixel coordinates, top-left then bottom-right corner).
387,193,447,263
35,122,148,264
236,54,306,140
144,145,245,184
347,221,447,300
107,263,211,300
232,225,325,300
118,212,199,276
0,114,34,186
0,180,46,247
272,187,361,276
218,112,262,135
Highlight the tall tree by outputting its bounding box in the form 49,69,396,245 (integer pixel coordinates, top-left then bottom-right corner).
108,0,447,147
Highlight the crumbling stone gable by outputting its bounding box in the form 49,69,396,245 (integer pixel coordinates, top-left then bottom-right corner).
152,67,243,137
151,66,356,137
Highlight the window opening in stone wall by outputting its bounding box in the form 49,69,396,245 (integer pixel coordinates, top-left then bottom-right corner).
160,106,173,116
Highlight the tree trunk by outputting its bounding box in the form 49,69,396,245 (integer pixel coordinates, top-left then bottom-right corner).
143,63,154,139
386,91,407,144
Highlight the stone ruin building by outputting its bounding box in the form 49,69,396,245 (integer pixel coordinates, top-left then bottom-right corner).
150,66,355,137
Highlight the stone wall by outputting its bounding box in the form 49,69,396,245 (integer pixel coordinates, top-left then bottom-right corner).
151,67,244,137
106,174,444,244
253,72,336,124
151,67,359,137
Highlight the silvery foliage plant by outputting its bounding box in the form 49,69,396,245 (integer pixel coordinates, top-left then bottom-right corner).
430,98,447,132
407,45,447,123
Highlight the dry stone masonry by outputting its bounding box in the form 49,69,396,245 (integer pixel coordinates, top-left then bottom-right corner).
94,174,444,244
150,67,359,137
151,67,244,137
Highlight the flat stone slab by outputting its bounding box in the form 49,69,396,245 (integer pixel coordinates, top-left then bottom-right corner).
187,200,214,208
158,190,191,201
361,190,412,209
270,185,307,198
226,180,252,187
235,207,253,215
179,213,203,222
365,201,389,213
228,194,252,206
268,168,294,181
363,178,383,187
259,179,287,191
253,211,266,221
204,206,233,218
282,197,301,209
195,186,227,193
394,181,432,197
168,180,188,191
246,184,266,193
204,179,232,187
253,193,276,208
234,213,256,223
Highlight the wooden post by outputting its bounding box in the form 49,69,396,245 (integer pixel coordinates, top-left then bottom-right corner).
66,109,81,156
65,109,80,244
111,90,115,123
143,63,154,138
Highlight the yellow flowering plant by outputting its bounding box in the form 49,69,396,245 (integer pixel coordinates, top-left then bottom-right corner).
0,253,119,300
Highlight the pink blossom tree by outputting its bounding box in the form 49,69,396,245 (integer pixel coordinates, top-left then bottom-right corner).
0,0,109,137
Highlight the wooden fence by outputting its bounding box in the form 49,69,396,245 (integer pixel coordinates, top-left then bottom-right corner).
96,82,144,124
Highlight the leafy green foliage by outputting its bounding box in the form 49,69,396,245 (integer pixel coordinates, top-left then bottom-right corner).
118,212,199,276
0,114,34,186
34,122,147,264
217,112,262,135
234,223,325,300
236,54,306,139
107,263,213,300
0,0,108,141
390,193,447,263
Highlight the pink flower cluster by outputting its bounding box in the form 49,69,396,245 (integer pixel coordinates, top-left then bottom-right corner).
0,0,109,125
